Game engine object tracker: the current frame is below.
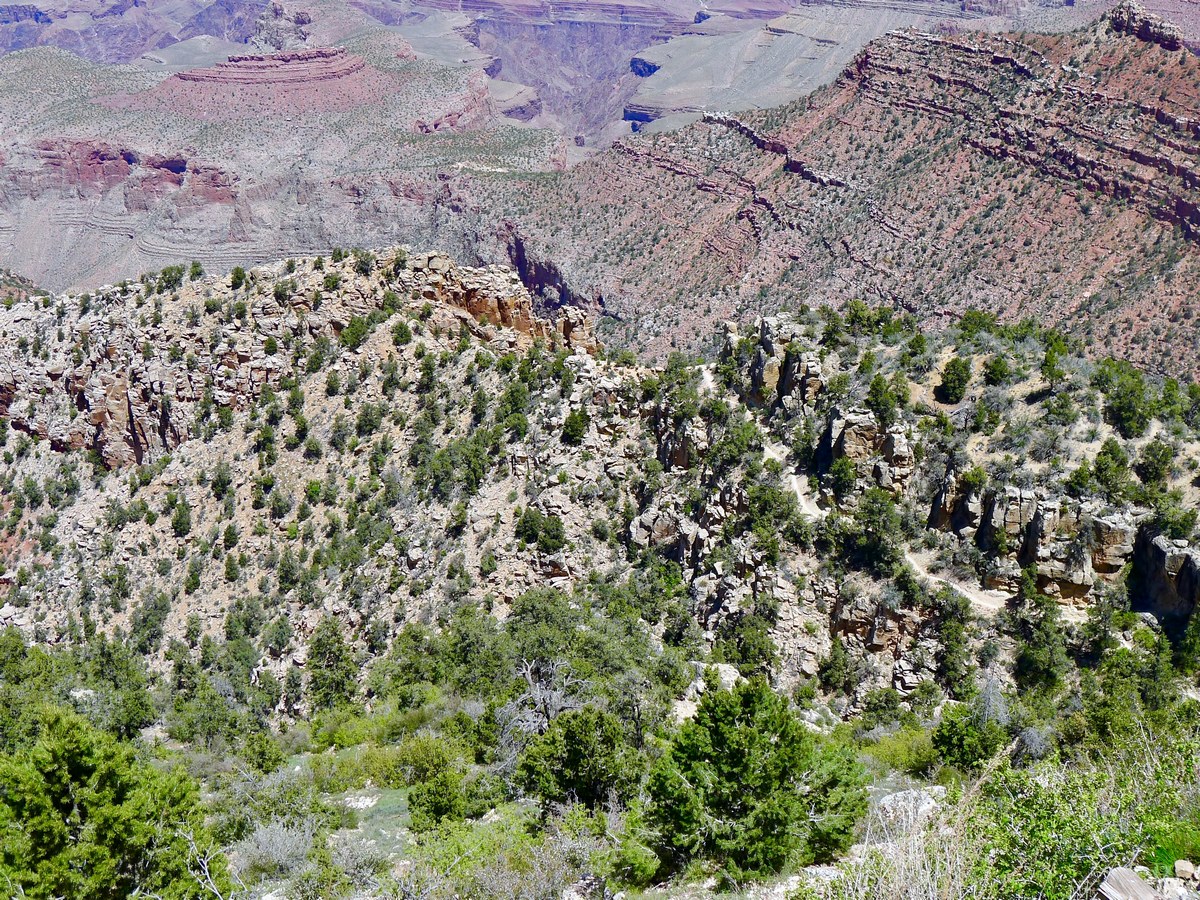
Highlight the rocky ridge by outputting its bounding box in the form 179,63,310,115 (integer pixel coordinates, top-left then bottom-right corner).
0,248,592,468
174,47,366,84
727,311,1200,624
0,249,1197,721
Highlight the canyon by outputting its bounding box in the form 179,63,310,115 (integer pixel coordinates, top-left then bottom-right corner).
1,2,1200,378
1,2,1200,897
482,2,1200,376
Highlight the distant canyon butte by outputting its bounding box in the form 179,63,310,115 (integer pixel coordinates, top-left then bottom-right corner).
2,0,1200,374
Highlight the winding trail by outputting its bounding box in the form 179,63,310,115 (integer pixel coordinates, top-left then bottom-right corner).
763,439,824,520
904,549,1010,614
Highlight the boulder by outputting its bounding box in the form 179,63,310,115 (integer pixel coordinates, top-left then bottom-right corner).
1097,867,1166,900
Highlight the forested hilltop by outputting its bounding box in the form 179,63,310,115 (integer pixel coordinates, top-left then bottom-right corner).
1,247,1199,899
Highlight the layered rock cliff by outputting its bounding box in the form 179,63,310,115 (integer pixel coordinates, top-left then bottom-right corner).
487,2,1200,376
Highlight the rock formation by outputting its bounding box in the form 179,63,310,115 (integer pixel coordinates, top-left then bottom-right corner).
1133,529,1200,619
0,248,592,468
1109,0,1184,50
494,6,1200,375
175,47,362,85
932,477,1144,603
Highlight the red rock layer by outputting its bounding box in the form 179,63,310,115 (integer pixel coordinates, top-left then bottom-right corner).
28,139,235,204
174,47,364,85
104,46,401,120
486,2,1200,375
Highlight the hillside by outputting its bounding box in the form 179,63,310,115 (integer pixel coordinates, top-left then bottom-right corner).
8,0,1200,395
1,245,1200,898
482,2,1200,376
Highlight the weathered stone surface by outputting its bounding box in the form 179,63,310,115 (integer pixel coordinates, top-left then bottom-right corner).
1133,530,1200,618
1108,0,1184,50
0,247,594,469
929,471,985,538
962,485,1145,601
816,408,913,495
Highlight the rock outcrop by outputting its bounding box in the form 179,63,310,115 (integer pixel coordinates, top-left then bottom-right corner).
817,409,914,496
1133,530,1200,619
722,317,825,413
934,480,1143,602
702,114,848,188
175,48,362,85
251,0,312,51
0,248,593,468
1108,0,1184,51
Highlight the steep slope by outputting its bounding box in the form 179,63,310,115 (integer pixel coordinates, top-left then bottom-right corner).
0,1,1163,297
621,3,982,129
0,0,267,62
482,2,1200,376
2,245,1198,719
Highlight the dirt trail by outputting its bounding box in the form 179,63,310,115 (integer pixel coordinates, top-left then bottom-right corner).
904,549,1010,613
763,440,1010,614
762,439,824,520
697,364,1058,621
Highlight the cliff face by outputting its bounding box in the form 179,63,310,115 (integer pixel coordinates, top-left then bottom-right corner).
0,37,558,291
845,10,1200,238
490,2,1200,375
0,0,266,61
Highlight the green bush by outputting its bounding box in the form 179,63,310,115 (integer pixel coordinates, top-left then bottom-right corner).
515,508,567,553
562,408,589,445
395,733,460,785
937,356,971,404
171,497,192,537
830,457,857,500
410,768,467,833
1011,567,1069,692
339,316,371,350
864,725,938,777
519,706,634,808
307,618,357,711
0,708,225,900
1093,438,1131,502
646,678,866,880
983,356,1011,386
932,703,1006,771
1093,358,1154,438
865,374,898,428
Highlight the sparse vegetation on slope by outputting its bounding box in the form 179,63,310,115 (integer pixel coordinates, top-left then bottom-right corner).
0,246,1198,899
